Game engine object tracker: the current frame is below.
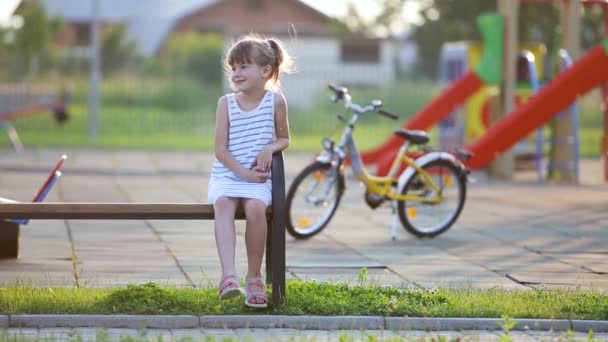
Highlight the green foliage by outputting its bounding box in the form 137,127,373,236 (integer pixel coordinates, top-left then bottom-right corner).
154,33,224,84
0,0,63,79
357,267,368,284
1,76,603,157
498,315,517,342
338,0,407,37
2,282,608,320
411,0,607,79
97,283,202,314
411,0,496,78
100,24,139,74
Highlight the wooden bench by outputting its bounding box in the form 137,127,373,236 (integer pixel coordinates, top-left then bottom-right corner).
0,153,287,306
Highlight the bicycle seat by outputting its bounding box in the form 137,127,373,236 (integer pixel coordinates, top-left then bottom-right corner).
394,129,429,145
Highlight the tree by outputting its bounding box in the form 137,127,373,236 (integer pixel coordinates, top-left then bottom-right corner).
336,0,408,37
0,0,62,79
100,23,139,73
411,0,496,78
155,32,224,84
411,0,604,79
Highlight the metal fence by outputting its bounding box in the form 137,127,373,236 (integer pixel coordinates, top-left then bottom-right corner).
0,52,441,150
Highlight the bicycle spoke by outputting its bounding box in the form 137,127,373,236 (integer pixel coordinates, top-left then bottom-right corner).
398,160,466,237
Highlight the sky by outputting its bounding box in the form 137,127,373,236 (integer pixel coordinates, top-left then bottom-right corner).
0,0,21,23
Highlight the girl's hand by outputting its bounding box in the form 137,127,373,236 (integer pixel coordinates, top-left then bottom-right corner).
254,146,273,172
244,166,269,183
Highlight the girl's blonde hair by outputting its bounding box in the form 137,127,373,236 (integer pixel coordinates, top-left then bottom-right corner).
224,34,294,91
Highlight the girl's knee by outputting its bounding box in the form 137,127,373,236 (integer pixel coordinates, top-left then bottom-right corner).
215,196,237,211
244,199,267,218
245,199,266,211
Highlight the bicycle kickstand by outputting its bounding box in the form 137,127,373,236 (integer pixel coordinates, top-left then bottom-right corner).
390,201,399,241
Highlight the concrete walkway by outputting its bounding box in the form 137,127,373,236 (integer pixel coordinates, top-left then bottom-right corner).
1,326,607,341
1,314,608,341
0,148,606,290
1,148,608,341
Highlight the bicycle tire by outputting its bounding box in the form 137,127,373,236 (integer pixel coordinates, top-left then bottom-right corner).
286,162,343,239
397,159,466,238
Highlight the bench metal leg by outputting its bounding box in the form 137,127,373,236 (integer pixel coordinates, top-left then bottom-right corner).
0,221,20,258
265,216,272,284
268,152,287,307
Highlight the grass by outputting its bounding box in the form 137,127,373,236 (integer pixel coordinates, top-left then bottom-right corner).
1,282,607,320
0,75,604,157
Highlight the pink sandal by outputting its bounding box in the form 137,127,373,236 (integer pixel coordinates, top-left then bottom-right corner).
244,277,268,308
219,275,242,300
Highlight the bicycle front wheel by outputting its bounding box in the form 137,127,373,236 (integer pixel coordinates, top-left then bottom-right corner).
397,159,466,238
286,162,343,239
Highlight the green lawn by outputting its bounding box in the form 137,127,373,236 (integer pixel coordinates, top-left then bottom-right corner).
0,75,604,158
0,282,607,320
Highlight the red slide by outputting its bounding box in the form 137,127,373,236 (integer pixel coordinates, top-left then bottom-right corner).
363,72,484,175
466,45,608,170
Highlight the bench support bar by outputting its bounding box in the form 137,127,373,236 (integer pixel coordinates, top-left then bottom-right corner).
0,221,19,259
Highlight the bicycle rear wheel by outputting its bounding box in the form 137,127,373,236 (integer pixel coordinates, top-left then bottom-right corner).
397,159,466,237
286,162,343,239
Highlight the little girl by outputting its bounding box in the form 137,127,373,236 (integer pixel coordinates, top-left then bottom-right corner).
208,34,292,308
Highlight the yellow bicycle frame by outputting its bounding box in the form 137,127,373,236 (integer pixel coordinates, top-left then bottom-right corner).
354,148,443,204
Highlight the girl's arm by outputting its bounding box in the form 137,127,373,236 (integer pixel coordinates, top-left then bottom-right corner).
214,96,268,183
273,93,290,151
255,93,290,171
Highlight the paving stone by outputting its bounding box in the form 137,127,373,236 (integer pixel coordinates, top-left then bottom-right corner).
170,328,205,339
1,149,607,292
1,328,39,337
10,315,199,329
38,327,72,340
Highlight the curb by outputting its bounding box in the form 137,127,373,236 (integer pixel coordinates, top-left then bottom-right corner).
1,315,606,332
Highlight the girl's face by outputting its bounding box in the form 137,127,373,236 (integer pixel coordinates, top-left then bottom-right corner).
230,62,271,93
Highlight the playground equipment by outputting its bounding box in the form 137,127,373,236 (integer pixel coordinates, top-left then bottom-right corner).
540,50,581,183
466,42,608,169
360,13,505,177
437,42,546,148
0,85,69,152
362,0,608,182
435,42,549,167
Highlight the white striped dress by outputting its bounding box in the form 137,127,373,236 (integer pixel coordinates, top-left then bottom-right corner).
208,91,275,207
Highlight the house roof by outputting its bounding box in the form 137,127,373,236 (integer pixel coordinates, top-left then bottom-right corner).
0,0,22,23
40,0,336,57
39,0,217,56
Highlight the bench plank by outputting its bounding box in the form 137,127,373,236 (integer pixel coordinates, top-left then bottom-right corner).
0,203,256,220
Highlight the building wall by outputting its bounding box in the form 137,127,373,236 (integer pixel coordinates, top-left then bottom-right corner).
173,0,331,36
222,35,397,109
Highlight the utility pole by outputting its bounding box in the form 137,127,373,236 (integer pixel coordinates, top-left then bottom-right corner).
89,0,100,140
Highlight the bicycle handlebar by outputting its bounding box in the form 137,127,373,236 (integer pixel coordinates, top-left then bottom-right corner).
377,109,399,120
327,84,399,120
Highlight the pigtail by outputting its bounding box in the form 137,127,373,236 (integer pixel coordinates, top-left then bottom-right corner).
267,38,294,86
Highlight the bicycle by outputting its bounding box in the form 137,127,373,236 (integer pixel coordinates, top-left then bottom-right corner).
286,85,471,239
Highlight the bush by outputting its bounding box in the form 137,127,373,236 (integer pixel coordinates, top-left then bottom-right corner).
154,32,224,84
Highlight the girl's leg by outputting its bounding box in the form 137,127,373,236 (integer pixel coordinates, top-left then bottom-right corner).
242,198,268,278
242,198,269,306
213,196,240,277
